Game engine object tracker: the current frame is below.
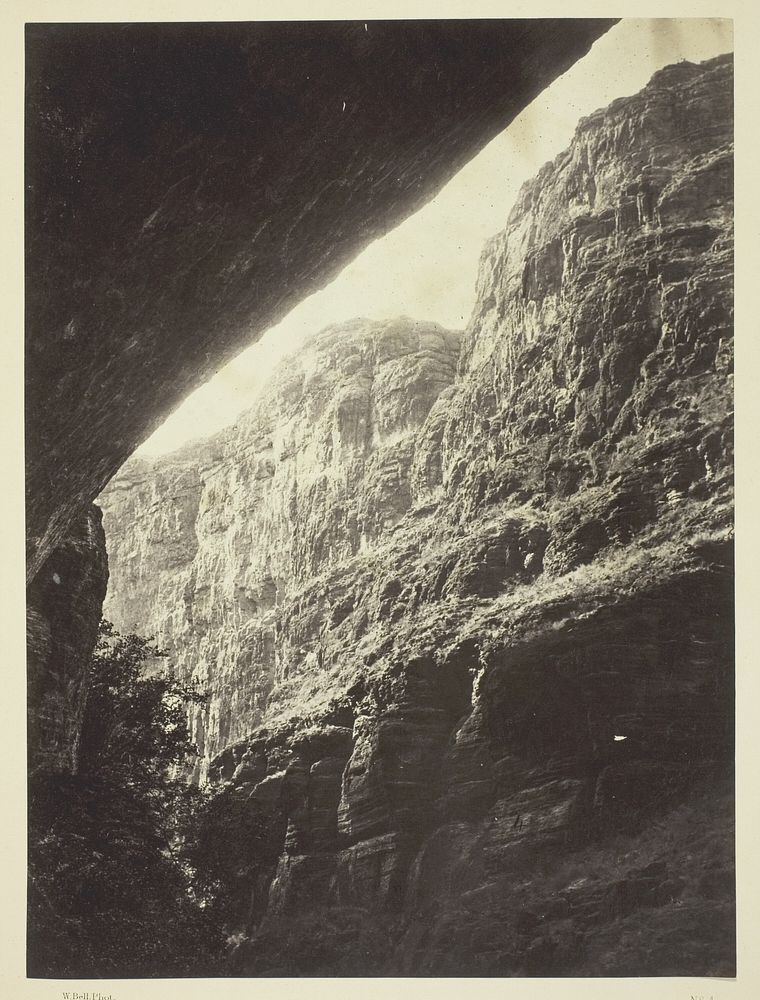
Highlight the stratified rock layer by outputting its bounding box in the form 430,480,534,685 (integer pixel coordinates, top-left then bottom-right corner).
27,506,109,774
102,318,462,776
101,54,734,976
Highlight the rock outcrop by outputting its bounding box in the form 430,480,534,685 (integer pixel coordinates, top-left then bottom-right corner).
25,18,615,581
27,506,109,775
100,54,734,976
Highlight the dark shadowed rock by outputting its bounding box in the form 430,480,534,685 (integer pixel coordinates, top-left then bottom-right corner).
25,19,616,580
27,506,109,774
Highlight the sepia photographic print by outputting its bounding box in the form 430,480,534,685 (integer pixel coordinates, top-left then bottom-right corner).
19,8,743,988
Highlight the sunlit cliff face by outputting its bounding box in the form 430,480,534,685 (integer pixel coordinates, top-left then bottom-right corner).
136,17,732,459
102,49,734,767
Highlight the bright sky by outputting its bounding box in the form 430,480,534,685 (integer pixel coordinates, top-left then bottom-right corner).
137,17,733,457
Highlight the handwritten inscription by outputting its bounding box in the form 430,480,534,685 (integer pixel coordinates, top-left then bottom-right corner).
62,992,114,1000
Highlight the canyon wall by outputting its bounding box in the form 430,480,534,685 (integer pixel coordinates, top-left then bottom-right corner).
100,54,734,976
101,318,462,777
25,19,614,580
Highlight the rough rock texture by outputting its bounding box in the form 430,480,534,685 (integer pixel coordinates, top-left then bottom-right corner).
101,318,462,777
101,55,734,976
25,18,615,581
27,506,109,775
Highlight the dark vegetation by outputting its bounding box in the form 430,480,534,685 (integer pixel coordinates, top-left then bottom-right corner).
27,621,262,978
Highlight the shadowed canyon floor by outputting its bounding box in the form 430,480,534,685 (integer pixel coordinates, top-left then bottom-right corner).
96,54,735,976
